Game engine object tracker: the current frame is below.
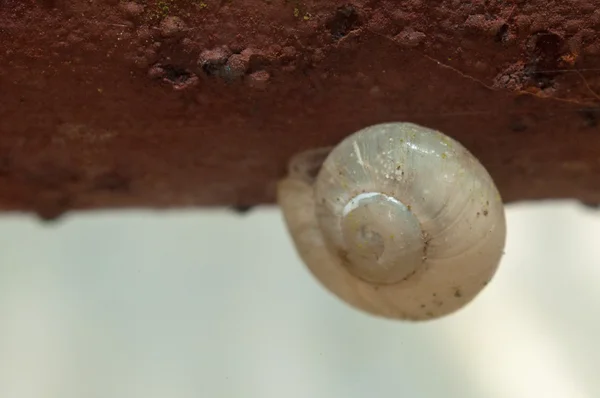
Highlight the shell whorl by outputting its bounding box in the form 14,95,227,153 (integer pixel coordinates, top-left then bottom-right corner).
278,122,506,321
329,191,424,285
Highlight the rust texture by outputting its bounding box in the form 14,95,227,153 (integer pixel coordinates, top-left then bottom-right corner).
1,0,600,219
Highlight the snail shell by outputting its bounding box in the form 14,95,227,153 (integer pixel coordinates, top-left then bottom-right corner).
277,122,506,321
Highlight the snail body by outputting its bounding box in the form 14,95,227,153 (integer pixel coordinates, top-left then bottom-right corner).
277,122,506,321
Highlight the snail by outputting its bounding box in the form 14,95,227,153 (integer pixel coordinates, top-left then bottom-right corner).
277,122,506,321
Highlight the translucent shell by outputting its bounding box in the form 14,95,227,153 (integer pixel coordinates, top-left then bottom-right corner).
277,122,506,321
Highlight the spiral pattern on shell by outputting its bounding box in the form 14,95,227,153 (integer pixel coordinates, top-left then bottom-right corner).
278,122,506,321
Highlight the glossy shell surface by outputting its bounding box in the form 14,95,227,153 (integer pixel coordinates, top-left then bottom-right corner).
278,122,506,320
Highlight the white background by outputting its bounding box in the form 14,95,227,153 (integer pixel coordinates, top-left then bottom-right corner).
0,202,599,398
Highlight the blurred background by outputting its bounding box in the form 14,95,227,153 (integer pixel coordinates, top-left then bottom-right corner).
0,201,598,398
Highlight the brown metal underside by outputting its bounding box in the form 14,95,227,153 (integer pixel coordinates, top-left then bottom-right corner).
1,0,599,219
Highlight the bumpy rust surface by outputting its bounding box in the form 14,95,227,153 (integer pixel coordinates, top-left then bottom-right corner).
1,0,599,218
